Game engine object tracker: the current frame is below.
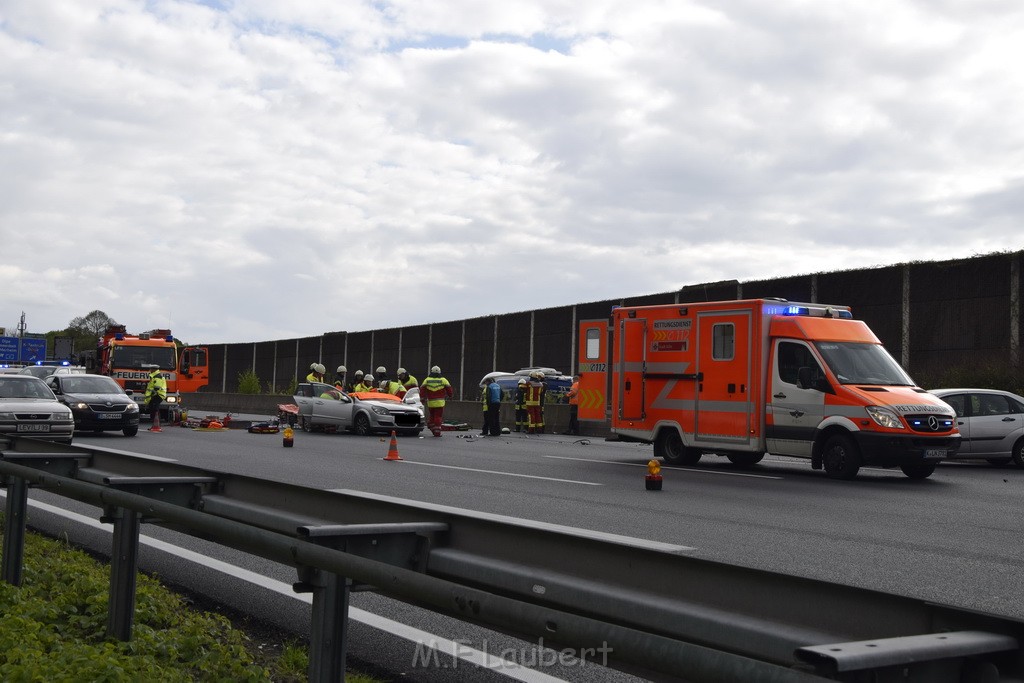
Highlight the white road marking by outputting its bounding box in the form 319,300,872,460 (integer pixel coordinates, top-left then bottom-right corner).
394,460,603,485
542,455,783,479
3,493,569,683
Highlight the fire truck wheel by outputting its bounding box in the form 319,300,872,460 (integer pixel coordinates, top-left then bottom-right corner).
821,434,861,479
1012,438,1024,467
726,452,765,467
655,429,701,465
900,462,936,479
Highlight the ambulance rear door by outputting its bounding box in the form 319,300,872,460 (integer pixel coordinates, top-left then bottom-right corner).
618,317,646,421
694,308,753,446
577,320,610,422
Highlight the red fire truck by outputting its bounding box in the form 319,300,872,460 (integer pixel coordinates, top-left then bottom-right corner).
97,326,209,422
578,299,960,480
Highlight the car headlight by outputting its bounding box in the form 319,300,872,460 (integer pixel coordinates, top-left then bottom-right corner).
370,405,390,416
0,412,13,420
865,406,904,429
126,403,139,413
72,402,90,410
53,411,74,422
165,396,178,404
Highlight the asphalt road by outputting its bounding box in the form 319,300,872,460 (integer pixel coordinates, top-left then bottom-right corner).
11,421,1024,681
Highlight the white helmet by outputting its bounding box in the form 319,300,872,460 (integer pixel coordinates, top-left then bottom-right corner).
397,367,407,375
337,365,347,373
364,374,375,382
354,369,364,377
315,363,326,374
376,366,386,374
309,362,318,370
431,365,441,374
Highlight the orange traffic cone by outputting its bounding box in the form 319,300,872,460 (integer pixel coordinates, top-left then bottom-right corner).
383,430,402,461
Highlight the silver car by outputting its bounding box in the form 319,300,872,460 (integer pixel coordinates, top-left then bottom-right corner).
930,388,1024,467
0,375,75,444
293,382,424,436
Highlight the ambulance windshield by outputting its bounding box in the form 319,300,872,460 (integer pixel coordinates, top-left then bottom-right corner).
813,341,914,386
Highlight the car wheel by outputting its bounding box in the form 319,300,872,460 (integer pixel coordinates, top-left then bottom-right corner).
123,427,139,437
354,413,372,437
300,416,312,433
900,462,936,479
654,429,701,465
822,434,861,480
986,458,1011,467
1013,438,1024,468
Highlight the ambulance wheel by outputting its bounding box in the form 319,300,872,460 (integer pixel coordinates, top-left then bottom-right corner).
900,462,936,479
655,430,701,465
726,452,764,467
821,434,861,479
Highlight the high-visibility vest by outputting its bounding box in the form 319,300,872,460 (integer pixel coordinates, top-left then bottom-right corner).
145,372,167,401
525,380,545,406
420,375,453,408
567,381,580,405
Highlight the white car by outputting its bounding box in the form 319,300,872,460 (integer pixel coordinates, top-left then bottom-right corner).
293,382,424,436
0,375,75,444
930,388,1024,467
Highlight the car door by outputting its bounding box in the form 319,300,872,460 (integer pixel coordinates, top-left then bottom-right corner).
310,383,350,427
967,392,1021,458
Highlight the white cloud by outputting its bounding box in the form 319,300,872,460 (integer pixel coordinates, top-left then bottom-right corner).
2,0,1024,342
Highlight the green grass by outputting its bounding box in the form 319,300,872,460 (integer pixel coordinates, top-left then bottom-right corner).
0,519,380,682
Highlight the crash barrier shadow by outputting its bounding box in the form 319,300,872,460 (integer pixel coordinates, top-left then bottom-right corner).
2,436,1023,683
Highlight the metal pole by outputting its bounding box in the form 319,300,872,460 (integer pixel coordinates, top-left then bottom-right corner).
2,476,28,586
107,507,141,641
307,571,351,683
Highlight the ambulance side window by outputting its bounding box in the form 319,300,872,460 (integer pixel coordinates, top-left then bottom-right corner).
586,329,601,359
712,324,734,360
778,342,822,386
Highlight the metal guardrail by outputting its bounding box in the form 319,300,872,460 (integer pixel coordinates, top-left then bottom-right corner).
2,435,1023,682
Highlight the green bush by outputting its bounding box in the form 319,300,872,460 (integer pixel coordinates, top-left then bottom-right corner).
237,369,262,394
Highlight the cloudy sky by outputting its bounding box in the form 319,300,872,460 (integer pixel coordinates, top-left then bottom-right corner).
3,1,1023,345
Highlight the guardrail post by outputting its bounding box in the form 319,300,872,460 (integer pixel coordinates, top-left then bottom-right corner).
106,507,141,641
298,568,351,683
2,475,28,586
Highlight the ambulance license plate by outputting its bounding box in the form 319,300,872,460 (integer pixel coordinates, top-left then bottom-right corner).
923,449,946,459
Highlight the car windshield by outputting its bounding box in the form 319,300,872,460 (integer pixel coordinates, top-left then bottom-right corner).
0,378,55,400
813,341,914,386
62,376,123,394
111,346,177,370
